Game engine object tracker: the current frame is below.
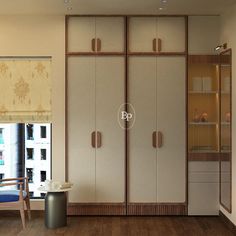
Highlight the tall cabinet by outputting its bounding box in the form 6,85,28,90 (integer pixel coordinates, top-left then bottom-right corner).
66,15,187,215
128,16,187,215
67,16,126,215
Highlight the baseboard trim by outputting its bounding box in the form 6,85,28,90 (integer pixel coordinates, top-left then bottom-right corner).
219,210,236,233
67,203,126,215
127,203,187,216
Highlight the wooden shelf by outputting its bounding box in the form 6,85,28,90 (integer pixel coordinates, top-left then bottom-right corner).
188,152,219,161
188,122,218,126
188,91,218,94
188,55,219,64
221,122,230,126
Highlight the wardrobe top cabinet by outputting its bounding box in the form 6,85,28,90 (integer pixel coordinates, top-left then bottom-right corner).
128,16,186,53
67,16,125,53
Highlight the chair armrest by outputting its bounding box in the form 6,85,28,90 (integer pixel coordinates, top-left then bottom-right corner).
1,177,28,182
0,182,24,187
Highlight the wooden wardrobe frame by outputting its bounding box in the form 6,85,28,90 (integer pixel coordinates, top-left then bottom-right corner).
65,15,188,215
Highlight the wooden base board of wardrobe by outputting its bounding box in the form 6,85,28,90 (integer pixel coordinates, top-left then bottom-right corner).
127,203,187,215
67,203,126,215
67,203,187,216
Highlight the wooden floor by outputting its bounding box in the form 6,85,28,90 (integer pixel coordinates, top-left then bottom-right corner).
0,213,234,236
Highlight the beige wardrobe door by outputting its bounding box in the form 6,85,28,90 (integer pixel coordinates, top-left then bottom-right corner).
68,17,95,52
129,17,157,52
157,17,186,53
68,56,96,203
156,57,186,202
95,57,125,202
129,56,157,202
96,17,124,52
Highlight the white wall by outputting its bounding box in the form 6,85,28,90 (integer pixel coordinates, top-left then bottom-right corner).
188,16,220,54
0,15,65,209
220,3,236,225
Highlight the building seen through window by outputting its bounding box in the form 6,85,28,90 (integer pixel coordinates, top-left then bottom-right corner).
0,123,51,198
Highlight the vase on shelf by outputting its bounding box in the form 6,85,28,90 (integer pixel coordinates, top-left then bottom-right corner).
200,112,208,122
193,109,200,122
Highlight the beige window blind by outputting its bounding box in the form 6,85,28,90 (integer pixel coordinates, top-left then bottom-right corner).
0,57,51,122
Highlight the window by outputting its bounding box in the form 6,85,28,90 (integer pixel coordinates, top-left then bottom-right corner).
0,173,4,180
40,193,46,198
26,168,33,183
0,123,51,199
26,124,34,140
29,192,34,198
40,171,46,182
0,128,4,144
41,149,47,160
26,148,34,160
40,126,47,138
0,151,4,165
0,173,4,185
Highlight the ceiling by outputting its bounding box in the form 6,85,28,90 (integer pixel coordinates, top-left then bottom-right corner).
0,0,235,15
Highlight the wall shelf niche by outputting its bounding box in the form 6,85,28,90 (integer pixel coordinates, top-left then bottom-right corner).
188,55,220,161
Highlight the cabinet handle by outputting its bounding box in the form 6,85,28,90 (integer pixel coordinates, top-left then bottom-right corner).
157,38,162,52
152,131,157,148
157,131,163,148
91,38,96,52
152,38,157,52
91,131,96,148
97,38,101,52
97,131,102,148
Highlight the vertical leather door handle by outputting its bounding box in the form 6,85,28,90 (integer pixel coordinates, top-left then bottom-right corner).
96,131,102,148
97,38,102,52
91,38,96,52
152,131,157,148
91,131,96,148
152,38,157,52
157,131,163,148
157,38,162,52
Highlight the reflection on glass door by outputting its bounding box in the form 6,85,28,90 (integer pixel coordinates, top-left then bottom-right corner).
220,49,232,213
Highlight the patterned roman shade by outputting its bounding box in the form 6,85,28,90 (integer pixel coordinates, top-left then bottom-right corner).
0,57,51,122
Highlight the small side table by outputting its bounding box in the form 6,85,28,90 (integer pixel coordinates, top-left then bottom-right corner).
38,186,72,229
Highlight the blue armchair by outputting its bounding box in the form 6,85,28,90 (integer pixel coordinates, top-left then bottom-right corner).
0,177,31,228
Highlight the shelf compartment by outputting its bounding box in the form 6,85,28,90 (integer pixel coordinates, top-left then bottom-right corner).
188,125,219,154
188,152,219,161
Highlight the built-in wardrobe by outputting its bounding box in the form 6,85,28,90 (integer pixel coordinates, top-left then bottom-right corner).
66,15,187,215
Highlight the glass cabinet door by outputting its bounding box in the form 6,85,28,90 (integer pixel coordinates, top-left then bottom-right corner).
220,49,232,212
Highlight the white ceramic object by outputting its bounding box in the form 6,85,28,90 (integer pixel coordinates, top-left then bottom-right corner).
192,77,202,91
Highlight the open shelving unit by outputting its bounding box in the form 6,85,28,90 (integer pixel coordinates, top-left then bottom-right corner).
188,55,220,160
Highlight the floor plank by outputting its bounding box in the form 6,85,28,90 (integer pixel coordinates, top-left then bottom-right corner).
0,214,234,236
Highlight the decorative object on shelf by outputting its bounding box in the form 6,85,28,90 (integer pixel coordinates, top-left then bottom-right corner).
202,77,212,91
200,112,208,122
192,77,202,91
224,77,230,92
193,109,200,122
225,112,230,122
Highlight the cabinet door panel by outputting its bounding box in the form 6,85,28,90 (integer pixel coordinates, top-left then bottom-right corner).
68,57,96,202
68,17,95,52
129,17,157,52
96,17,124,52
95,57,125,202
157,17,185,53
156,57,186,202
129,57,157,202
